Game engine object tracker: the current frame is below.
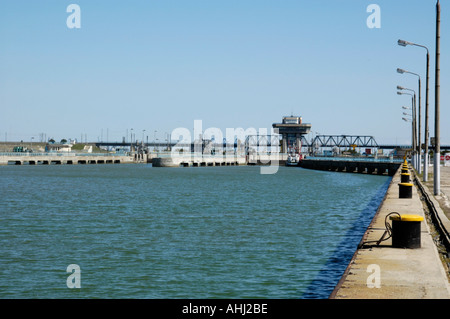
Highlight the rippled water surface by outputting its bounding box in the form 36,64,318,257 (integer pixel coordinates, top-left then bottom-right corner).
0,164,390,298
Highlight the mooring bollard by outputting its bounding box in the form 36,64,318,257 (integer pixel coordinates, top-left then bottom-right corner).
398,182,413,198
400,172,411,183
389,214,424,248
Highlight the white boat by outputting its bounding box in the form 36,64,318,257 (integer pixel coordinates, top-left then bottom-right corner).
286,153,300,166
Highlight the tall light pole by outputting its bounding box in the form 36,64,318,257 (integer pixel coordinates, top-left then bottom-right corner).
402,108,413,152
398,90,416,168
131,128,134,150
402,117,413,152
397,68,422,174
398,87,417,170
397,40,430,181
434,0,441,195
398,87,417,142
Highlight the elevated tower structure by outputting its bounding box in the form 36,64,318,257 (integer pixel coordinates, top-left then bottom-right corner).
272,116,311,154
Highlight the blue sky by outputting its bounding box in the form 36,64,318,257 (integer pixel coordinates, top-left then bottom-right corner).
0,1,448,145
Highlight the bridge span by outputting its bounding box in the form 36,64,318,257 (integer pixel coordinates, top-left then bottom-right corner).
94,140,450,151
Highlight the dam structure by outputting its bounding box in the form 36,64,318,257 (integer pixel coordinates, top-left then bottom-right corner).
153,115,311,167
1,115,424,170
272,115,311,154
0,152,135,165
152,153,247,167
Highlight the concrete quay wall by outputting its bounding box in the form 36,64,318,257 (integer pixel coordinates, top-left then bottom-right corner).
0,153,135,165
152,153,288,167
247,153,287,166
330,166,450,299
300,158,401,176
152,154,247,167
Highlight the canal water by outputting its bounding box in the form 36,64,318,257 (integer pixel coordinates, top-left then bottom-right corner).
0,164,390,298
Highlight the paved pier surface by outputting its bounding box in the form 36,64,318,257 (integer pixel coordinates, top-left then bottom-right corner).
330,165,450,299
424,166,450,220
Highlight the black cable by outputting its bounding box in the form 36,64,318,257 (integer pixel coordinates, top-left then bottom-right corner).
360,212,401,247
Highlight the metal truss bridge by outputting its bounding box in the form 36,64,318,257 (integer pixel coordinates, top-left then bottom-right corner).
310,135,378,148
95,135,450,151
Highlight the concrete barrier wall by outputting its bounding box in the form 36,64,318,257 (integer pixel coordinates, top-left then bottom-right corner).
247,154,288,165
300,158,401,176
153,154,247,167
0,154,135,165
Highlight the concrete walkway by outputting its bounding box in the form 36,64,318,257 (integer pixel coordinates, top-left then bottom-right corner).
330,165,450,299
423,166,450,219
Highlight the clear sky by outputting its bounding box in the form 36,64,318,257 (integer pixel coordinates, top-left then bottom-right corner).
0,0,448,145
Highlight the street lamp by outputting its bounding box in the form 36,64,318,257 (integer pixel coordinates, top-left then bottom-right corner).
397,39,430,182
434,0,441,195
398,90,417,169
397,87,417,143
401,116,414,159
397,68,422,174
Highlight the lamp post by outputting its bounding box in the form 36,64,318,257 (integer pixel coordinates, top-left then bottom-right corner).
401,116,414,161
434,0,441,195
397,40,430,181
398,86,417,153
402,112,411,117
397,68,422,174
402,117,413,142
402,117,413,144
130,128,134,148
398,90,417,168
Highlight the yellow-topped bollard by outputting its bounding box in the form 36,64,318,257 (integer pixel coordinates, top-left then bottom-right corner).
389,214,424,248
401,172,411,183
398,182,413,198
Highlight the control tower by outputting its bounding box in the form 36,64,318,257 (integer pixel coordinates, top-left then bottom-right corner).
272,115,311,154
